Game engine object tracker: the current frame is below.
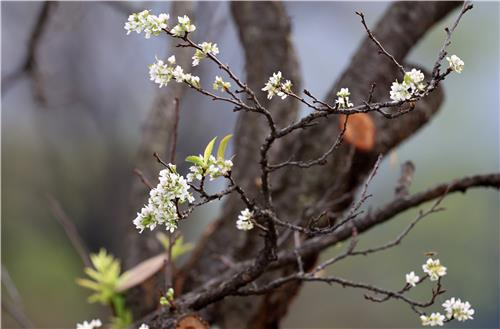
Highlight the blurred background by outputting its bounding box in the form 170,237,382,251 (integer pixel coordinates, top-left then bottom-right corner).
1,1,498,328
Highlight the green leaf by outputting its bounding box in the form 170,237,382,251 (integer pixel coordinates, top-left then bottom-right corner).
76,278,101,291
156,233,194,261
217,134,233,160
77,248,126,306
171,237,194,260
156,232,170,250
203,137,217,163
185,155,204,167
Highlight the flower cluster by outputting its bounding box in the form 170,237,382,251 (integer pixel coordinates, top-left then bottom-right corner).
186,135,233,182
262,71,292,100
213,76,231,92
420,313,445,327
404,258,474,327
446,54,464,73
206,155,233,180
389,68,426,102
420,298,474,327
192,42,219,66
422,258,447,281
186,154,233,182
405,258,446,288
335,88,354,109
76,319,102,329
148,55,177,87
139,325,149,329
170,15,196,36
236,208,254,231
133,165,193,233
124,11,197,38
148,56,200,88
124,10,169,39
442,298,474,322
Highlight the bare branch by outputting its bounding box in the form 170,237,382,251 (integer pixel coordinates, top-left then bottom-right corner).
46,195,91,268
1,266,36,329
356,11,405,74
2,1,56,102
169,98,181,163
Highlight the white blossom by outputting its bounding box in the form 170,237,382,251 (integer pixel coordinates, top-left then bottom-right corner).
405,271,420,287
205,155,233,180
262,71,292,100
389,81,411,102
236,208,254,231
148,58,201,88
389,68,426,102
186,154,233,182
404,68,426,91
446,54,464,73
335,87,354,108
124,10,169,39
171,15,196,36
420,313,445,327
76,319,102,329
139,324,149,329
133,165,193,233
183,73,201,88
422,258,447,281
187,165,203,182
213,76,231,92
192,42,219,66
172,65,185,82
442,298,474,321
281,80,293,94
148,57,173,87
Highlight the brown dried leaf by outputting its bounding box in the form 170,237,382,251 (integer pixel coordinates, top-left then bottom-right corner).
339,113,376,151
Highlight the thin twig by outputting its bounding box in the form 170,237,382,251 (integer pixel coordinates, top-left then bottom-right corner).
356,11,405,74
169,98,181,163
1,266,36,329
153,152,169,168
430,1,473,81
46,195,91,267
2,1,56,100
133,169,154,189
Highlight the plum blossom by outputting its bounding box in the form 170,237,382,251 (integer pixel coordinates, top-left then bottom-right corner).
389,68,426,102
442,298,474,321
213,76,231,92
262,71,292,100
124,10,169,39
446,55,464,73
133,165,193,233
76,319,102,329
171,15,196,36
405,271,420,287
335,87,354,108
192,42,219,66
236,209,254,231
420,313,445,327
422,258,447,281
